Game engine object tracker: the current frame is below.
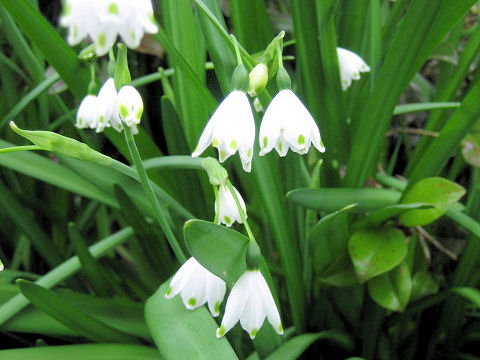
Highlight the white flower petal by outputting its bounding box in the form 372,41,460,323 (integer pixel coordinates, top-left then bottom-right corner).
217,272,249,338
76,95,99,129
180,269,207,310
256,271,283,335
165,257,198,299
205,272,226,317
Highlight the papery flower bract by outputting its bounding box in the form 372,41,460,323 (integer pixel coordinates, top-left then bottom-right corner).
216,270,283,339
337,47,370,91
165,257,226,317
117,86,144,127
217,184,246,227
259,90,325,157
192,91,255,172
75,95,99,130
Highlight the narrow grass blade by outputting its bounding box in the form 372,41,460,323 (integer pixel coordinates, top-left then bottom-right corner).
17,280,139,343
0,227,133,326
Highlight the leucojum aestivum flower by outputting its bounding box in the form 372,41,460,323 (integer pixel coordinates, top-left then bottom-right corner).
62,4,371,338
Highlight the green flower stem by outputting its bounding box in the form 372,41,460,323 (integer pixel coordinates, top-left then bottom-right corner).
123,126,186,263
0,227,134,326
0,145,41,153
142,156,204,171
226,180,255,244
213,186,220,225
109,158,195,219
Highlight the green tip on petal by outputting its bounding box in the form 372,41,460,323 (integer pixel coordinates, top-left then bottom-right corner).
277,324,284,335
165,286,172,297
224,216,231,224
216,325,226,338
214,301,220,315
108,2,118,14
263,136,268,148
298,134,305,145
250,328,258,339
119,104,129,118
212,138,219,147
98,33,106,48
188,298,197,307
230,140,237,150
247,148,252,158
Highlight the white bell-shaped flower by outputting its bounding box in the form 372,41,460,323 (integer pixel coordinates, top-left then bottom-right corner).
75,95,99,130
192,90,255,172
259,90,325,157
216,270,283,339
165,257,227,317
216,184,246,227
337,47,370,91
117,86,144,127
96,78,120,132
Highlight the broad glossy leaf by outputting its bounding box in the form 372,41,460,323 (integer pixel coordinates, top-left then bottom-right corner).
411,270,439,302
145,281,238,360
287,188,400,212
184,219,248,287
367,262,412,311
310,205,356,273
452,287,480,307
0,344,162,360
399,177,465,226
353,203,432,229
348,227,407,282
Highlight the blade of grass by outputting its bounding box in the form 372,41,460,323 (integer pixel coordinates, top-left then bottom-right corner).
408,81,480,184
0,227,134,326
0,180,63,267
345,0,476,187
17,280,140,343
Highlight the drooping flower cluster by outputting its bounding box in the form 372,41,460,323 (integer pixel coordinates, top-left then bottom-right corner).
192,75,324,171
60,0,158,56
75,79,143,133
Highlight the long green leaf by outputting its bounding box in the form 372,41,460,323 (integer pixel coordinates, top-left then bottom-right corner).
0,344,163,360
17,280,139,343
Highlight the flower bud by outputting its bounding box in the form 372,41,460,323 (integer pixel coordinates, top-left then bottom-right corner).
117,86,143,127
10,122,112,166
248,63,268,97
201,157,228,186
